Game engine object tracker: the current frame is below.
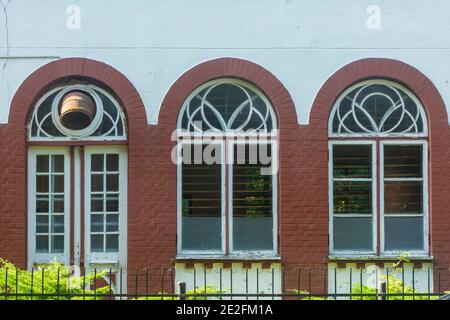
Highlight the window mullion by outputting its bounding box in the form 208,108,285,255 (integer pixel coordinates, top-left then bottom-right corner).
331,142,375,253
382,142,427,253
225,140,230,255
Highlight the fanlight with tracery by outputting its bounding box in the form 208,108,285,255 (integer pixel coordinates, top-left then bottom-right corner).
28,84,126,141
330,81,427,136
179,79,276,133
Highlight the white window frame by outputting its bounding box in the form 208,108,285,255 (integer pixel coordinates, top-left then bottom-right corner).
176,78,278,257
328,140,377,256
28,84,127,142
380,140,429,256
84,145,128,265
176,78,277,135
228,139,278,256
177,139,226,255
328,79,428,138
27,147,71,268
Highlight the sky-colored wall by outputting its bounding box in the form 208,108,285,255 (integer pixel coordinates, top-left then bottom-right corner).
1,0,450,125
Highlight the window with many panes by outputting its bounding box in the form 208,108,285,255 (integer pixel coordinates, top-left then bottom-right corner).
177,79,278,255
27,83,127,268
329,79,428,256
85,147,127,262
28,148,70,263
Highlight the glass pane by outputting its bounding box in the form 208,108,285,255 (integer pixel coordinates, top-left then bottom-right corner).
384,216,424,251
106,174,119,192
52,175,64,193
105,234,119,252
106,214,119,232
51,155,64,173
181,144,222,250
36,215,49,233
106,197,119,212
36,155,49,172
333,217,373,251
91,235,104,252
52,195,64,213
204,83,248,129
233,143,273,250
333,181,372,214
36,175,49,193
36,235,48,253
331,83,425,135
91,174,103,192
182,216,222,250
181,82,273,132
363,85,394,126
51,215,64,233
333,145,371,178
233,143,272,218
384,145,422,178
182,146,221,218
91,215,104,232
91,197,104,212
91,154,104,172
384,181,423,214
233,216,273,250
51,235,64,253
106,154,119,171
36,197,49,213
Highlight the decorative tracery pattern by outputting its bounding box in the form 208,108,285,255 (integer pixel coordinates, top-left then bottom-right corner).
331,81,426,136
29,85,126,141
179,80,275,133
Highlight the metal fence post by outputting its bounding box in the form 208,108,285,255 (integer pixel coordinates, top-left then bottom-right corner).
379,281,387,300
178,281,186,300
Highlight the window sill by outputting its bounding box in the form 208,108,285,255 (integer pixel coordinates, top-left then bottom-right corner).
328,255,433,262
174,254,281,263
87,259,120,267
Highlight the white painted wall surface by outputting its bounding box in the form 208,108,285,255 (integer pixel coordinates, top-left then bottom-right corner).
328,262,434,297
1,0,450,125
175,263,282,299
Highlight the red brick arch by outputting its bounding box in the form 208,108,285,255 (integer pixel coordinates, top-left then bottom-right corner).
307,58,450,288
8,57,147,131
158,57,297,129
155,57,301,284
0,58,147,267
309,58,448,132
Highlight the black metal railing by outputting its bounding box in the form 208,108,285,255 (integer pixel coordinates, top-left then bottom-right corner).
1,265,449,300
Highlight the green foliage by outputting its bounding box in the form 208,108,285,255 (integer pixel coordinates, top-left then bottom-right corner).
0,258,109,300
289,272,442,300
392,252,411,268
288,289,326,300
351,274,435,300
132,286,227,300
185,286,226,300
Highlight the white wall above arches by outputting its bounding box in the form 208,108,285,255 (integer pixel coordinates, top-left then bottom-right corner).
1,1,450,126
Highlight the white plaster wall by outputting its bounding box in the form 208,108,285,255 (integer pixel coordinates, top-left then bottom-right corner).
2,0,450,125
174,263,282,299
328,262,434,298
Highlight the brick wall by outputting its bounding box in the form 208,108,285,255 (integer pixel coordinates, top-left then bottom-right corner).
308,58,450,291
1,57,449,294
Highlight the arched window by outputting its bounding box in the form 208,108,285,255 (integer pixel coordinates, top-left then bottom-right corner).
27,83,127,270
179,79,275,133
177,79,278,255
29,84,126,141
329,79,428,256
330,80,427,137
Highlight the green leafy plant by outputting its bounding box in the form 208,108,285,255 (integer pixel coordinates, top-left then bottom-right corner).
0,258,109,300
287,289,326,300
351,275,434,300
392,252,411,268
133,286,227,300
